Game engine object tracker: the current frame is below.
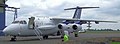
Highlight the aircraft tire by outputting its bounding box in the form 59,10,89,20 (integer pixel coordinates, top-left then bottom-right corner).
10,36,16,41
43,35,48,39
75,34,78,37
61,36,64,38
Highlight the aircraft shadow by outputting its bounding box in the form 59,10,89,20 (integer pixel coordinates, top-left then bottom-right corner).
10,36,62,42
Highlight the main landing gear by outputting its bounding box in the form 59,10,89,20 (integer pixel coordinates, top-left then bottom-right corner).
43,35,48,39
74,33,78,37
10,36,17,41
61,36,64,38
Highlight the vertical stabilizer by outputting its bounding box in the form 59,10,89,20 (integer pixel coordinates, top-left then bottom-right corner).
64,6,99,19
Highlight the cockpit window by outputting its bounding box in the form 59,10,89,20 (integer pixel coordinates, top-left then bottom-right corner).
12,21,20,24
12,20,27,24
20,20,27,24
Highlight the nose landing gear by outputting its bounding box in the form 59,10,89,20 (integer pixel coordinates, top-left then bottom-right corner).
10,36,16,41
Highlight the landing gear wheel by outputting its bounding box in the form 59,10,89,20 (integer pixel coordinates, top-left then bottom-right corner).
61,36,64,38
43,35,48,39
75,34,78,37
10,36,16,41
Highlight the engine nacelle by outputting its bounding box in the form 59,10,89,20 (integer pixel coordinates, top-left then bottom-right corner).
67,23,82,31
68,23,82,37
57,23,68,38
72,24,82,31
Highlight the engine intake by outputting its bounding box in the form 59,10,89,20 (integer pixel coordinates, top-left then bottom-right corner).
58,24,62,29
72,24,82,31
72,25,77,30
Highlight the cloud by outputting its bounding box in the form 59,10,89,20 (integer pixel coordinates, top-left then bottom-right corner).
95,0,120,16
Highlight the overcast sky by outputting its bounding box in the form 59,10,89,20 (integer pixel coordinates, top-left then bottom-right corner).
5,0,120,29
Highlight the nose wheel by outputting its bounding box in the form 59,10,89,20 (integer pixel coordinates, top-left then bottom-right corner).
10,36,17,41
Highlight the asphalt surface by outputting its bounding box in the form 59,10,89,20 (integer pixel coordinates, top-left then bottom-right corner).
0,31,120,44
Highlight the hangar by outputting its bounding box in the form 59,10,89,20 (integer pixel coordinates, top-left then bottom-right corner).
0,0,6,36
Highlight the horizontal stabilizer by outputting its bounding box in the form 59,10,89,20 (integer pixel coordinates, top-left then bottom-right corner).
64,6,99,10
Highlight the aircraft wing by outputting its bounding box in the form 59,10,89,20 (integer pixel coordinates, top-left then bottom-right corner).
51,18,117,37
51,18,117,24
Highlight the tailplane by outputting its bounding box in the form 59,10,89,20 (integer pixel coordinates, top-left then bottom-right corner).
64,6,99,19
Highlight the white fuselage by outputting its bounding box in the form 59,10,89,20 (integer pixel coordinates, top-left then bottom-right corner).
3,17,59,36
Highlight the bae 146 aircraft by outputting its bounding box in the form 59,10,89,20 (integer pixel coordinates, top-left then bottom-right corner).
3,6,117,41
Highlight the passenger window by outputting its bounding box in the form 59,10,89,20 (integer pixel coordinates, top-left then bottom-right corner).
12,20,27,24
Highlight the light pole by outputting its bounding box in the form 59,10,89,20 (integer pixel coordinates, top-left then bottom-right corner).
6,7,20,21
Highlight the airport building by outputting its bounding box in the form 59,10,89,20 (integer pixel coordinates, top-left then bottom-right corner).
0,0,6,36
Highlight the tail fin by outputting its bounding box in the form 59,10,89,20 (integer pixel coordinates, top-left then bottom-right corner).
64,6,99,19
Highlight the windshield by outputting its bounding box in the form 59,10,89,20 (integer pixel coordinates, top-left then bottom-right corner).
12,20,27,24
20,20,27,24
12,21,20,24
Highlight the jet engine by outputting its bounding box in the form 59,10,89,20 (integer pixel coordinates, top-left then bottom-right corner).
72,24,82,31
68,23,82,31
68,23,82,37
57,23,68,38
72,24,82,37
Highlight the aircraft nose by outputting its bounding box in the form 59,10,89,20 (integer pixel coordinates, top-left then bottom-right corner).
3,26,12,34
3,28,8,34
3,24,20,35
